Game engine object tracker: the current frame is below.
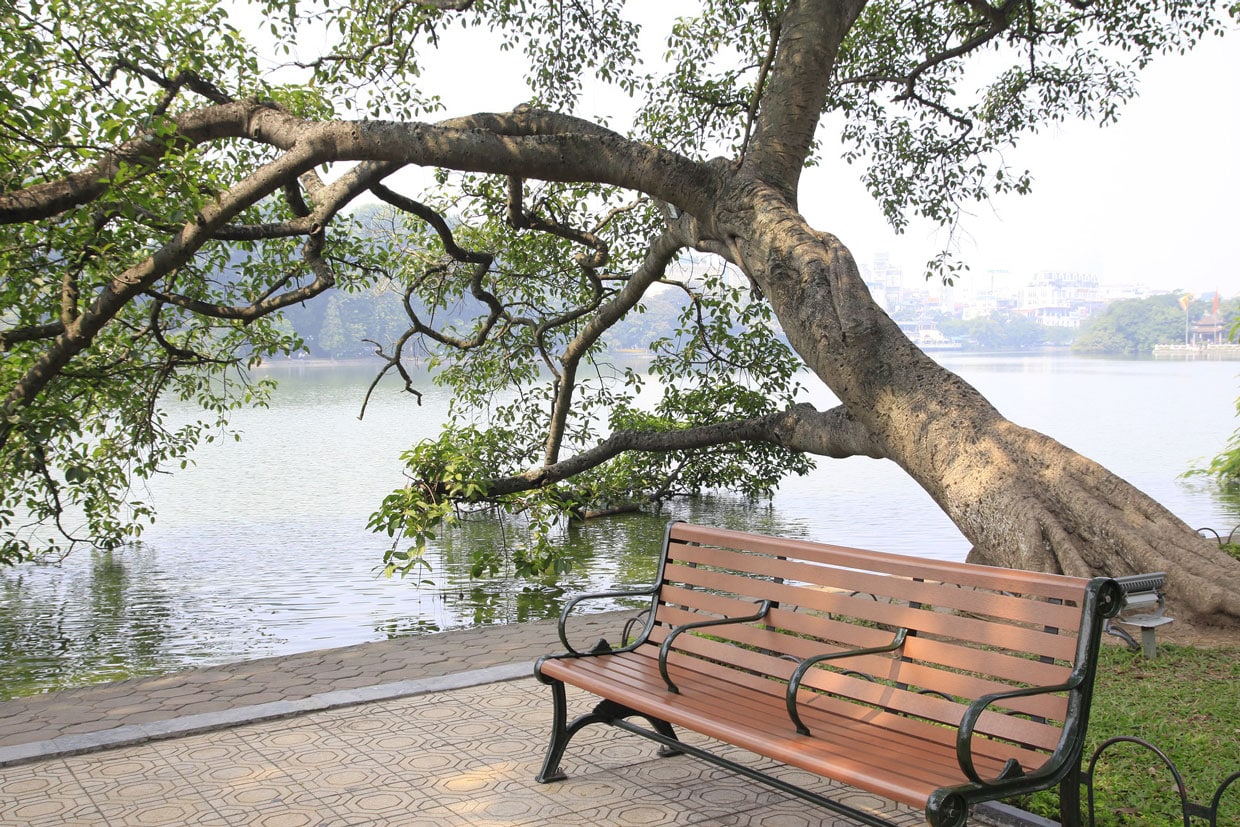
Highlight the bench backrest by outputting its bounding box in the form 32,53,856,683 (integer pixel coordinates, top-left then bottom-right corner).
647,522,1109,772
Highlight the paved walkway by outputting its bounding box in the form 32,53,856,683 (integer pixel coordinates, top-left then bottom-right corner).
0,611,1021,826
0,611,632,762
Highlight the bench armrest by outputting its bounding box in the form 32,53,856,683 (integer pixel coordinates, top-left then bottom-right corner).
659,600,773,693
955,675,1083,785
555,586,661,656
785,627,909,735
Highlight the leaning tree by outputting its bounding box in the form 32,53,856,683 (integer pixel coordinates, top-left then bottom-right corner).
2,0,1237,626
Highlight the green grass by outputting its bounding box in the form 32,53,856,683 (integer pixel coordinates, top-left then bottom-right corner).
1011,643,1240,826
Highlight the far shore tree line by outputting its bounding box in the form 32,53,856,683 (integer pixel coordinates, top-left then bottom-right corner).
279,275,1236,360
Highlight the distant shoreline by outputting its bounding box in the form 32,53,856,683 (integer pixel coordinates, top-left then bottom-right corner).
248,344,1228,371
253,357,385,370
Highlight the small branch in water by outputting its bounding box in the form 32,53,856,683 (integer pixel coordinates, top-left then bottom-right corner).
581,504,642,520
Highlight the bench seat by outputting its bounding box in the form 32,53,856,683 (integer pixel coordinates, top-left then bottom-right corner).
539,647,1022,808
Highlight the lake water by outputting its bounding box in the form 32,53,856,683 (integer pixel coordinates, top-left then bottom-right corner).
2,352,1238,698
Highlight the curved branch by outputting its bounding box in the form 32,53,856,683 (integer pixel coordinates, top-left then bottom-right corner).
739,9,783,165
399,262,505,351
891,1,1021,97
144,163,398,320
370,183,490,264
106,60,233,107
290,0,477,74
506,177,609,267
3,104,719,230
147,300,218,363
359,335,424,421
0,322,65,350
482,403,886,498
371,186,506,352
0,113,322,439
146,230,336,321
838,0,1024,127
1,102,719,446
541,219,699,466
0,101,273,224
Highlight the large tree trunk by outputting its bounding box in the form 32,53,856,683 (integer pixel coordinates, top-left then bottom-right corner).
720,176,1240,628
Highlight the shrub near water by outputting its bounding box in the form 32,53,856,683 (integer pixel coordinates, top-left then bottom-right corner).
1013,644,1240,825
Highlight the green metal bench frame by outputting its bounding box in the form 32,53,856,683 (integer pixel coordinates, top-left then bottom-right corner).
534,521,1123,827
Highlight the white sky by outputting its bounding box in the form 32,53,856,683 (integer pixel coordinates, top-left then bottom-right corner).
797,31,1240,298
371,4,1239,300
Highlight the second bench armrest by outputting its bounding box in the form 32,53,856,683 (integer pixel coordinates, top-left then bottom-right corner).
658,599,773,693
955,675,1084,785
784,627,909,735
556,586,661,656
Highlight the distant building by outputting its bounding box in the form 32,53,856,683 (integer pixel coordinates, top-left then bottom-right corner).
859,254,905,313
962,299,998,321
1016,271,1104,329
1193,294,1228,345
1192,313,1226,344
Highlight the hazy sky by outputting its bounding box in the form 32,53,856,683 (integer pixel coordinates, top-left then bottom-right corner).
797,31,1240,298
395,5,1238,299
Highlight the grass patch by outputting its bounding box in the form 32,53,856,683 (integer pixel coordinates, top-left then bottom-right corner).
1009,643,1240,825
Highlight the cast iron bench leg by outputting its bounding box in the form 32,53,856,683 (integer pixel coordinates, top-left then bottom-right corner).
537,679,681,783
1059,768,1083,827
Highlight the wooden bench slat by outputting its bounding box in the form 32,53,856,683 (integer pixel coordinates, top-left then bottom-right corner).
657,588,908,655
794,650,1070,728
901,634,1072,688
540,654,973,796
648,614,1070,727
669,523,1091,602
600,644,1055,770
757,606,1072,684
650,597,1074,727
656,584,765,618
796,667,1064,751
651,602,1074,705
652,630,1066,750
540,650,1049,807
652,605,897,670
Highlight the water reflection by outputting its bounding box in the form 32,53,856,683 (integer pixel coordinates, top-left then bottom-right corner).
0,547,176,697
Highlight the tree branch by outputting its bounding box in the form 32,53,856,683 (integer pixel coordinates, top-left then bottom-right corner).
743,0,868,199
1,102,718,444
739,8,783,166
0,322,65,351
369,185,506,353
0,101,273,224
839,0,1024,111
370,183,490,264
478,402,886,498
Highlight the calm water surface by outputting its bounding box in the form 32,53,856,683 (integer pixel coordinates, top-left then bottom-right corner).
2,353,1238,698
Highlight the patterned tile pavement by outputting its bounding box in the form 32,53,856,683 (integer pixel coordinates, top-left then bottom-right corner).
0,612,636,754
0,609,1015,825
0,678,924,827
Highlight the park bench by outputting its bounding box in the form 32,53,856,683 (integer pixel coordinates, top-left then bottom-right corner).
534,521,1123,827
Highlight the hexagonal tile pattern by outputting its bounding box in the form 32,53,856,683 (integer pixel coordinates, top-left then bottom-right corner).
0,677,926,826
